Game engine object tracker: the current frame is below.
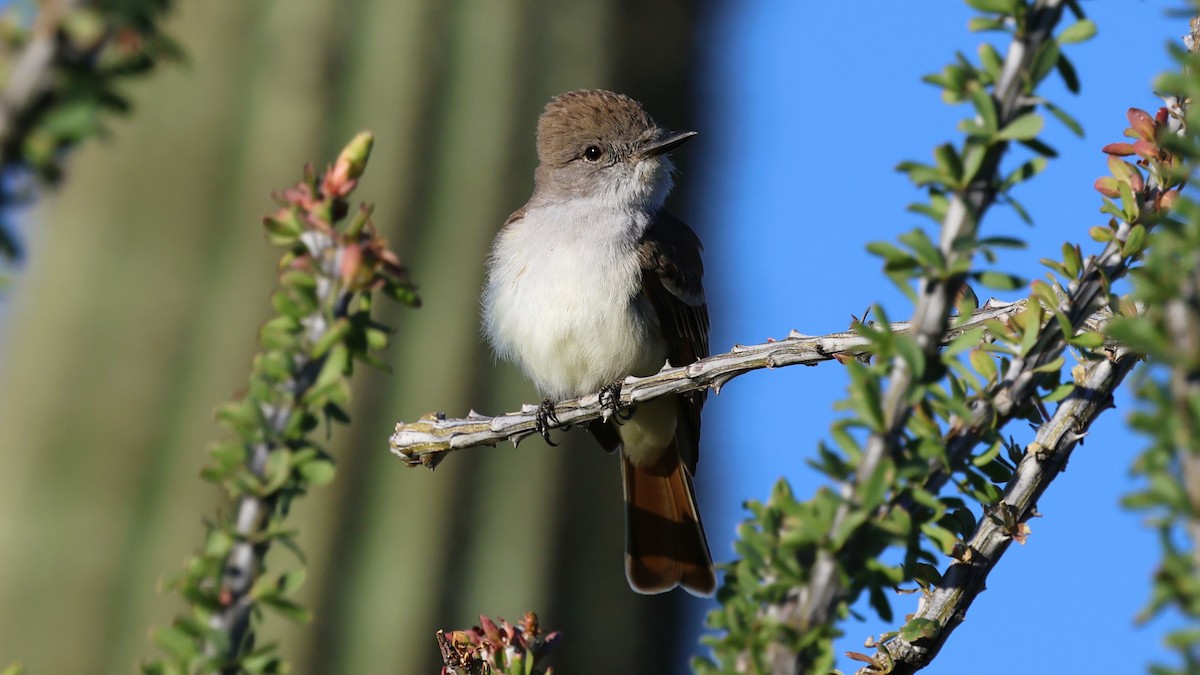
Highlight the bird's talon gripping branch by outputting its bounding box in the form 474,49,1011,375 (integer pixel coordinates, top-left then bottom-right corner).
598,379,634,422
535,398,561,446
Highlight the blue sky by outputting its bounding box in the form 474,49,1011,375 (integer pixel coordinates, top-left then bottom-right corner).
689,1,1186,671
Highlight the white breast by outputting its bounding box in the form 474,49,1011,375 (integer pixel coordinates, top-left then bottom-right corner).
482,200,665,400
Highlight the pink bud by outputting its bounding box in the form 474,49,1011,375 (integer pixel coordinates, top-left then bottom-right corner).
1102,142,1136,156
1127,107,1156,142
1132,139,1158,160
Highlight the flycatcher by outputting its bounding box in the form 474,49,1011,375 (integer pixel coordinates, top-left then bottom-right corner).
481,89,715,596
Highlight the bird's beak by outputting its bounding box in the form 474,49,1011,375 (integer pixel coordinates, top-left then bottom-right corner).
637,130,698,159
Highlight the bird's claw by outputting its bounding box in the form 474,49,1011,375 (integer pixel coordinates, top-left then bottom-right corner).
599,380,634,422
535,398,560,446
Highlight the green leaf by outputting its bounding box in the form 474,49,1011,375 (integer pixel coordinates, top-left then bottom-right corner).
1069,331,1105,350
1030,279,1060,311
997,113,1044,141
261,596,312,623
934,143,964,185
966,0,1015,12
312,343,351,392
960,144,986,183
977,236,1027,250
969,349,998,382
1031,355,1065,374
1042,382,1074,403
1018,137,1058,158
1061,242,1082,278
1030,41,1060,85
970,87,999,134
1056,53,1081,93
899,228,945,273
312,317,352,358
150,625,198,662
1018,303,1044,357
1001,157,1048,191
897,160,945,186
278,568,307,594
1123,224,1147,257
945,327,986,357
860,456,893,512
1057,19,1096,44
205,529,235,557
1118,179,1139,222
978,44,1004,81
867,241,918,270
920,523,959,555
38,99,102,142
261,449,293,494
298,458,336,485
831,509,871,551
968,16,1009,32
1043,100,1084,137
1006,194,1034,224
1089,225,1114,243
973,270,1025,290
895,336,926,380
382,280,421,307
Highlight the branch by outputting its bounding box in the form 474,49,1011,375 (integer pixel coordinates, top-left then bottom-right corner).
0,0,84,152
388,300,1110,467
145,134,421,673
0,0,178,260
856,17,1200,671
778,4,1067,669
879,342,1139,672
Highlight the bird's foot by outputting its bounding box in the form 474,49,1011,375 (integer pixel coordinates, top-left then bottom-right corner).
535,398,561,446
599,379,634,422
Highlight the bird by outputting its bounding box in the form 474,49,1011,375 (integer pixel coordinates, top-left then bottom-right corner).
481,89,714,595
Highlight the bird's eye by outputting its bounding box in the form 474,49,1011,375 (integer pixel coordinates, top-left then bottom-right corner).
583,145,603,162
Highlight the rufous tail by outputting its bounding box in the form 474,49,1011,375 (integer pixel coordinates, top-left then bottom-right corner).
621,445,715,596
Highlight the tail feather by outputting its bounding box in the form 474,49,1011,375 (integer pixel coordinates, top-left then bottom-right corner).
621,446,715,596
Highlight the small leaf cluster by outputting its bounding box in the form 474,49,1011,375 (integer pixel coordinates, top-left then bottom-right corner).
0,0,180,262
143,132,419,674
895,0,1091,232
1108,42,1200,675
700,2,1095,671
437,612,560,675
859,41,1197,672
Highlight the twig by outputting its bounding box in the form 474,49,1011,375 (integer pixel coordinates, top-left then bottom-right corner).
388,300,1112,467
880,343,1138,673
207,238,351,664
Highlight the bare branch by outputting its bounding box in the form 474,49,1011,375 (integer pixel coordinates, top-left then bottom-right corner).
388,300,1111,468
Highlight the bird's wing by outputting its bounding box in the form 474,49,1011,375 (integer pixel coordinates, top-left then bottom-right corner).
637,211,709,473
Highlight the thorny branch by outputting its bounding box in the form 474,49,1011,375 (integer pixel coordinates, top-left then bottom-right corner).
778,3,1068,670
388,300,1110,467
878,344,1139,673
862,12,1200,673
